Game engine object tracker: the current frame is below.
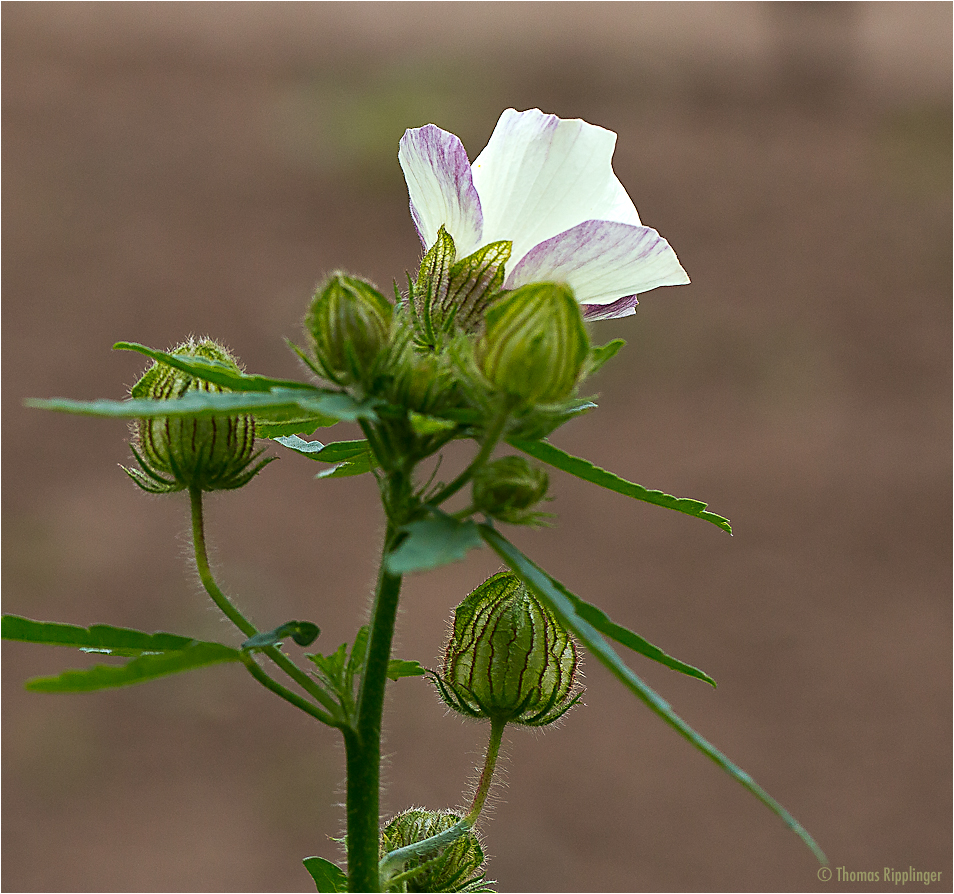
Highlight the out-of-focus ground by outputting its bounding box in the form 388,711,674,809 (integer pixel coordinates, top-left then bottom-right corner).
3,3,950,891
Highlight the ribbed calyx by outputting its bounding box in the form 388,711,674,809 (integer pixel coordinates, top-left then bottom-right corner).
471,455,549,525
475,282,590,405
305,272,392,385
124,338,272,494
380,809,491,893
434,571,582,726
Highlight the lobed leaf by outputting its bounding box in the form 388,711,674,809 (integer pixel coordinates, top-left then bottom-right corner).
479,525,826,865
508,438,732,534
4,616,193,656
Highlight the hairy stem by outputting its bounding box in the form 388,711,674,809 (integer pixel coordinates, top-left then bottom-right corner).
466,716,507,825
345,510,406,892
189,485,340,719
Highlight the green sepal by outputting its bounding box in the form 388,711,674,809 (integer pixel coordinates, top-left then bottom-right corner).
303,856,348,892
386,513,483,574
478,526,827,866
443,239,512,331
241,621,320,650
507,438,732,534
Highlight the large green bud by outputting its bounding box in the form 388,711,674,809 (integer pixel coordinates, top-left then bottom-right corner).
380,809,491,893
305,272,392,385
475,282,589,405
434,572,582,727
471,456,549,525
124,338,273,494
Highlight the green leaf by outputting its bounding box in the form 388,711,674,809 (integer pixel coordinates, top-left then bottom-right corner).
3,616,243,692
478,525,827,865
26,389,378,425
508,439,732,534
114,342,315,393
256,413,340,438
314,458,374,479
4,615,193,656
386,514,483,574
386,659,427,681
241,621,320,650
303,856,348,892
26,643,241,692
274,436,371,463
585,338,626,377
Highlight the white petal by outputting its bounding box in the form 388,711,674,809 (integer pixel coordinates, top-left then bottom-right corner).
471,108,641,264
398,125,483,254
504,220,690,305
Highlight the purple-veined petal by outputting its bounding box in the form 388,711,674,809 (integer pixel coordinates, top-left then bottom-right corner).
504,219,690,306
398,125,483,254
471,108,641,264
582,294,639,320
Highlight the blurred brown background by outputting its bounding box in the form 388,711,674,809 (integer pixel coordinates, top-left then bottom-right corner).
3,3,951,891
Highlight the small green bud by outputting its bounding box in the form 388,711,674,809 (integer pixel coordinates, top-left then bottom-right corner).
380,808,490,893
434,571,582,727
305,272,392,385
123,338,272,494
475,283,590,405
471,456,549,525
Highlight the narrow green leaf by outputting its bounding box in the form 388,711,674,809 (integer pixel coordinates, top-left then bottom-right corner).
387,659,427,681
26,390,311,419
114,342,315,393
302,856,348,892
386,514,483,574
256,413,340,438
508,439,732,534
241,621,320,650
479,525,826,865
25,642,241,692
274,436,371,463
314,458,374,479
3,616,194,656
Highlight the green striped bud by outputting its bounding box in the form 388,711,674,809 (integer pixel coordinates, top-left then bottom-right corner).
305,272,392,385
434,572,582,727
124,338,273,494
471,456,549,525
380,809,490,893
475,283,589,405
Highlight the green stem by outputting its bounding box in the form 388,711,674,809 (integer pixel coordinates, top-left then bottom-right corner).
240,653,338,726
189,486,341,719
429,401,511,506
465,717,506,825
345,511,406,892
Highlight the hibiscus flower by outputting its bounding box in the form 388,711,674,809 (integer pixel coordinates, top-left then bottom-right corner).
398,107,689,320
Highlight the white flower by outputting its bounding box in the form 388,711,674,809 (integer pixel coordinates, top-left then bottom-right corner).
398,108,689,319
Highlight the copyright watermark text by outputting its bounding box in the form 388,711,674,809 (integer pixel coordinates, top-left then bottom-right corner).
817,866,943,885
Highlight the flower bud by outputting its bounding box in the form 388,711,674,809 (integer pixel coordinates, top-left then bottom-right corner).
471,456,549,525
305,272,392,385
434,571,582,727
475,283,589,405
380,808,489,893
124,338,272,494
